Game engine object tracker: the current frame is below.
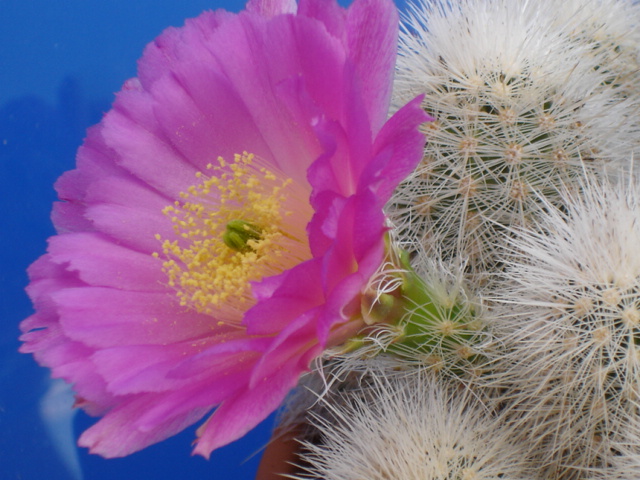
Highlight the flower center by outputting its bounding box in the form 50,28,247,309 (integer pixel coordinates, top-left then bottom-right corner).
222,219,262,253
154,152,312,321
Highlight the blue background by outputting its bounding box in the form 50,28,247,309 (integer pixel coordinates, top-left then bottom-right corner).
1,0,409,478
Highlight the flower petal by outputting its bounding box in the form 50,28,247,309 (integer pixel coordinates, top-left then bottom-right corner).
78,395,210,458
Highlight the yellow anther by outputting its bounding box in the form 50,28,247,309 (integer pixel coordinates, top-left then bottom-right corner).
153,153,312,321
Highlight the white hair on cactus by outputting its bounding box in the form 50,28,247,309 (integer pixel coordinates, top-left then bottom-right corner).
488,174,640,479
388,0,640,280
593,432,640,480
289,365,535,480
551,0,640,89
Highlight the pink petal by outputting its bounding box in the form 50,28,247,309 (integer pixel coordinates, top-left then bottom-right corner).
246,0,297,16
345,0,399,132
92,335,257,395
166,336,271,379
249,308,322,386
54,288,217,347
244,258,325,336
298,0,347,38
101,90,199,197
54,126,124,203
84,202,173,253
361,95,430,199
192,357,304,458
47,233,165,291
78,395,210,458
51,202,94,234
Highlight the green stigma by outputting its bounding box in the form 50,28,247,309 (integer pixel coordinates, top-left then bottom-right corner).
222,219,262,252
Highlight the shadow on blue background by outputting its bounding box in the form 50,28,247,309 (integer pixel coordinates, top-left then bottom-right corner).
0,1,276,478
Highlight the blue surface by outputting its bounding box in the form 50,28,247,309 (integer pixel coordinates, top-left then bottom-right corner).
0,1,275,479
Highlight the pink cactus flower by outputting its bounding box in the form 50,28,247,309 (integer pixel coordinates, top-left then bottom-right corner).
19,0,428,458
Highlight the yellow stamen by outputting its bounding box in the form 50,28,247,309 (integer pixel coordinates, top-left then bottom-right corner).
155,152,311,320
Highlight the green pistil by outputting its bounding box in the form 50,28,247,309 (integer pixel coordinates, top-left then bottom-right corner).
222,219,262,252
